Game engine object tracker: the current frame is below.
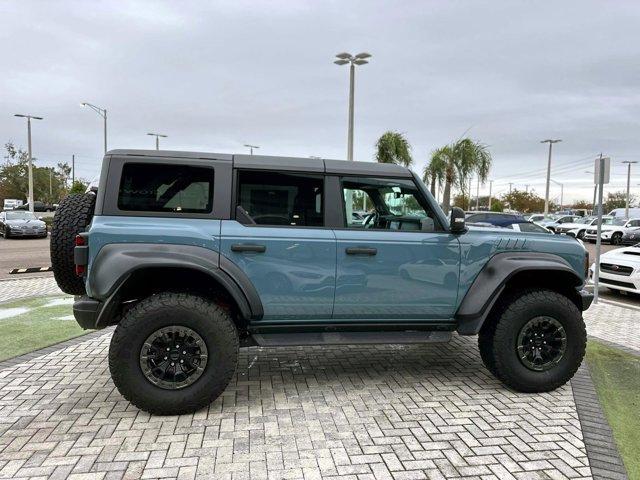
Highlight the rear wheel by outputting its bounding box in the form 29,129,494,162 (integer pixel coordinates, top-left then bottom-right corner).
479,289,586,392
577,230,585,239
50,193,95,295
109,292,238,415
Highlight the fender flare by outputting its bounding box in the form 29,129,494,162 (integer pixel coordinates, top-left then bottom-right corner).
455,252,583,335
88,243,263,326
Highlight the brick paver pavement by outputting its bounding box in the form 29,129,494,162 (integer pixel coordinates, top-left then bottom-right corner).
0,276,62,303
0,276,637,479
0,333,592,480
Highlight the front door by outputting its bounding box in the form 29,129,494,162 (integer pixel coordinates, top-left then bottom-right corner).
333,176,460,320
220,170,336,320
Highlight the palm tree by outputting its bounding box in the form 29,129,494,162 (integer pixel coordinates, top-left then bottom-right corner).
438,138,492,214
423,147,449,198
375,131,413,167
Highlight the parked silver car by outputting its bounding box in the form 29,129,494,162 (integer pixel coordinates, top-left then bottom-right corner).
0,210,48,238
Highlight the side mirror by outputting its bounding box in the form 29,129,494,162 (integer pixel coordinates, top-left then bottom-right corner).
420,217,434,232
450,207,467,233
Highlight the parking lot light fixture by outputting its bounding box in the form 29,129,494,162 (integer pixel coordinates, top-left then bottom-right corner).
622,161,638,218
14,114,43,213
541,139,562,215
244,144,260,155
334,52,371,161
81,102,107,154
147,133,167,150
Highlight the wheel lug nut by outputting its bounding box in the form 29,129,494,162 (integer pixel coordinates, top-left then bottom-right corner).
180,359,184,363
171,362,175,366
166,347,170,351
164,356,167,360
183,351,186,354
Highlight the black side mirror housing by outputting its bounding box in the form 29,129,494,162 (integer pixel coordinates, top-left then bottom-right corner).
450,207,467,233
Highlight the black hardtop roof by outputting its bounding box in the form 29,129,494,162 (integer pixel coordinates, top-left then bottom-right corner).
106,149,413,178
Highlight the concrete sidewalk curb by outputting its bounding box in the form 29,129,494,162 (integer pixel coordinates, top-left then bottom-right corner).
572,363,629,480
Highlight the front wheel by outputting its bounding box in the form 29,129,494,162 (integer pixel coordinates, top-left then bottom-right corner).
109,292,239,415
611,232,622,245
577,230,585,240
479,289,586,392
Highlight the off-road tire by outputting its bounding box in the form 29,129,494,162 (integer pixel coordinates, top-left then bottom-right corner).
109,292,239,415
611,232,622,245
50,193,95,295
481,289,586,392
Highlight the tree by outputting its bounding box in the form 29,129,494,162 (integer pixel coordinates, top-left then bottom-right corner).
434,138,492,214
572,200,592,211
375,131,413,167
0,142,73,206
501,189,551,213
604,191,636,213
69,180,89,194
424,147,449,196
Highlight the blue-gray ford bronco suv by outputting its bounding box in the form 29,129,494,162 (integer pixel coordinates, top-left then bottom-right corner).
50,150,593,415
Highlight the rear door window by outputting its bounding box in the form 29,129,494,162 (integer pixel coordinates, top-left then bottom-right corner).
236,170,324,227
118,163,214,213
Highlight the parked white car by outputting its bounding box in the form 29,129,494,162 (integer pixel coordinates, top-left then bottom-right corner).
590,244,640,294
583,218,640,245
557,216,605,238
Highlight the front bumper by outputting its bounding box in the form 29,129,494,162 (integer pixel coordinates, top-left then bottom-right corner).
578,289,594,310
7,228,47,237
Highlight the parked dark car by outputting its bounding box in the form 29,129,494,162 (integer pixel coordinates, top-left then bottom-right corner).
465,212,526,227
622,227,640,245
0,210,48,238
14,201,56,212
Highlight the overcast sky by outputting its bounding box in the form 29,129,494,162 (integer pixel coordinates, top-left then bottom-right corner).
2,0,639,203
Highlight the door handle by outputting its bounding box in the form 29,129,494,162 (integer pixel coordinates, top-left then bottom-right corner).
231,244,266,253
345,247,377,256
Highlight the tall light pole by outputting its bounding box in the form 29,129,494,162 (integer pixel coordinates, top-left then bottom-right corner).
147,133,167,150
475,175,480,210
81,102,107,153
244,144,260,155
622,160,637,218
488,180,493,211
541,139,562,215
334,52,371,161
14,114,43,213
550,179,564,211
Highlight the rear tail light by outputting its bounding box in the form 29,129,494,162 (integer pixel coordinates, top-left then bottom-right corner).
74,234,88,276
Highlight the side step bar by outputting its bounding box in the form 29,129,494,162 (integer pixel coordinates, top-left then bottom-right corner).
252,331,452,347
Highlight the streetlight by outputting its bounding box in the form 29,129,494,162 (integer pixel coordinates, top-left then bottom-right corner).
541,139,562,215
147,133,167,150
550,179,564,211
14,114,43,213
244,144,260,155
81,102,107,153
622,160,637,218
334,52,371,161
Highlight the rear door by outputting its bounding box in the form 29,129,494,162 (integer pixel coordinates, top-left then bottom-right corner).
332,175,461,320
220,168,336,320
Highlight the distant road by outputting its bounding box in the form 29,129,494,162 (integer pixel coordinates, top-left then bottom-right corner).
0,236,51,280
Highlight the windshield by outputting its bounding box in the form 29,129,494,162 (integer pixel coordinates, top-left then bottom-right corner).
599,217,624,225
6,211,37,220
576,217,594,224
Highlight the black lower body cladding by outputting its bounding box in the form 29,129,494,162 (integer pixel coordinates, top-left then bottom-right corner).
108,292,238,415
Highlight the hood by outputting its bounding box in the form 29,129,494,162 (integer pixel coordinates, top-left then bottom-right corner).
5,219,46,227
557,222,593,230
601,245,640,262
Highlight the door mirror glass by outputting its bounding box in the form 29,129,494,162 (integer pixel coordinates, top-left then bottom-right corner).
450,207,466,233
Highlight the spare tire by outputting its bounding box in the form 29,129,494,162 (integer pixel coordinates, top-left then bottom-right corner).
51,193,96,295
